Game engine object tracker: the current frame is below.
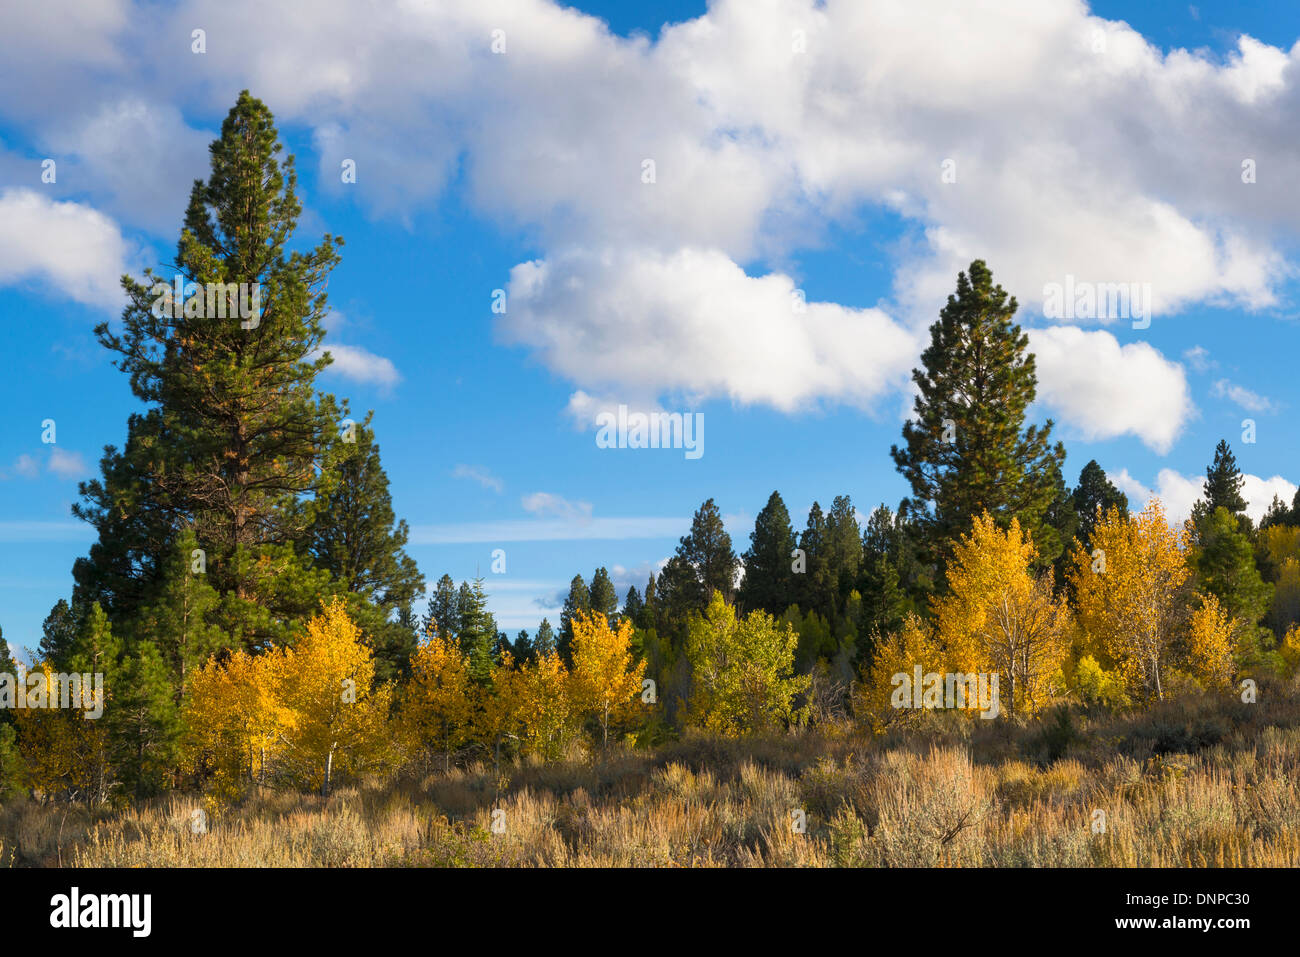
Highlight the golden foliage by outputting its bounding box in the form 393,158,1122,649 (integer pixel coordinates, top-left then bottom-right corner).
934,513,1069,715
1184,594,1237,691
401,634,476,768
505,651,580,760
1282,624,1300,680
569,612,647,747
11,663,113,802
273,598,395,795
184,599,393,799
1071,499,1190,702
854,615,947,730
184,649,284,803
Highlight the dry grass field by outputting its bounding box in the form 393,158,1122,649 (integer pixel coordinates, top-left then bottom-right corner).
3,691,1298,868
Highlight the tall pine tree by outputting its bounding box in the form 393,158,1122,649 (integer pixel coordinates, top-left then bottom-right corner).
1192,440,1249,535
738,490,797,616
796,502,832,618
301,412,424,680
423,574,460,640
558,574,590,663
891,260,1065,577
1071,459,1128,551
589,567,619,626
455,578,497,684
74,90,343,649
657,499,740,637
38,598,79,669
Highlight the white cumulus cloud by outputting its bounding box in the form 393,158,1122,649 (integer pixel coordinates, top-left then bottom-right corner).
0,188,137,310
1109,467,1296,526
1028,326,1194,453
314,343,401,390
503,247,920,414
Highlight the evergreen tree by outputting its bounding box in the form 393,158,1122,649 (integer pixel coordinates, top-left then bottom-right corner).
74,91,343,649
738,490,797,615
395,603,419,651
622,586,644,625
1071,459,1128,551
423,574,460,640
510,630,534,664
857,555,907,665
861,505,895,568
535,618,557,657
68,602,121,676
796,502,833,619
1040,461,1078,587
0,630,20,796
1192,507,1272,627
654,555,698,639
655,496,738,631
38,598,78,669
1193,440,1249,534
860,504,932,617
67,603,120,804
640,574,658,631
0,627,14,680
674,498,740,608
301,413,424,680
109,640,181,799
825,495,862,611
890,260,1066,577
131,530,224,695
455,578,497,684
589,567,619,626
558,574,591,662
1260,494,1293,530
652,500,742,645
0,627,16,730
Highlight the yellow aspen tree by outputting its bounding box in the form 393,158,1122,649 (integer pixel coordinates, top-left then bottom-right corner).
183,649,284,802
272,599,394,796
569,610,647,749
11,663,113,803
853,614,946,731
511,651,579,760
1185,594,1237,691
402,634,476,771
477,652,523,771
1071,654,1131,709
1280,624,1300,679
12,664,79,798
1071,500,1190,702
935,513,1069,715
1259,524,1300,567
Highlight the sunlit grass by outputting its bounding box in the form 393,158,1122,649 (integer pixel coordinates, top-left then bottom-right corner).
3,691,1297,867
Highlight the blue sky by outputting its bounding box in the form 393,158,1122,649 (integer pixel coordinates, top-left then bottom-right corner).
2,0,1300,655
